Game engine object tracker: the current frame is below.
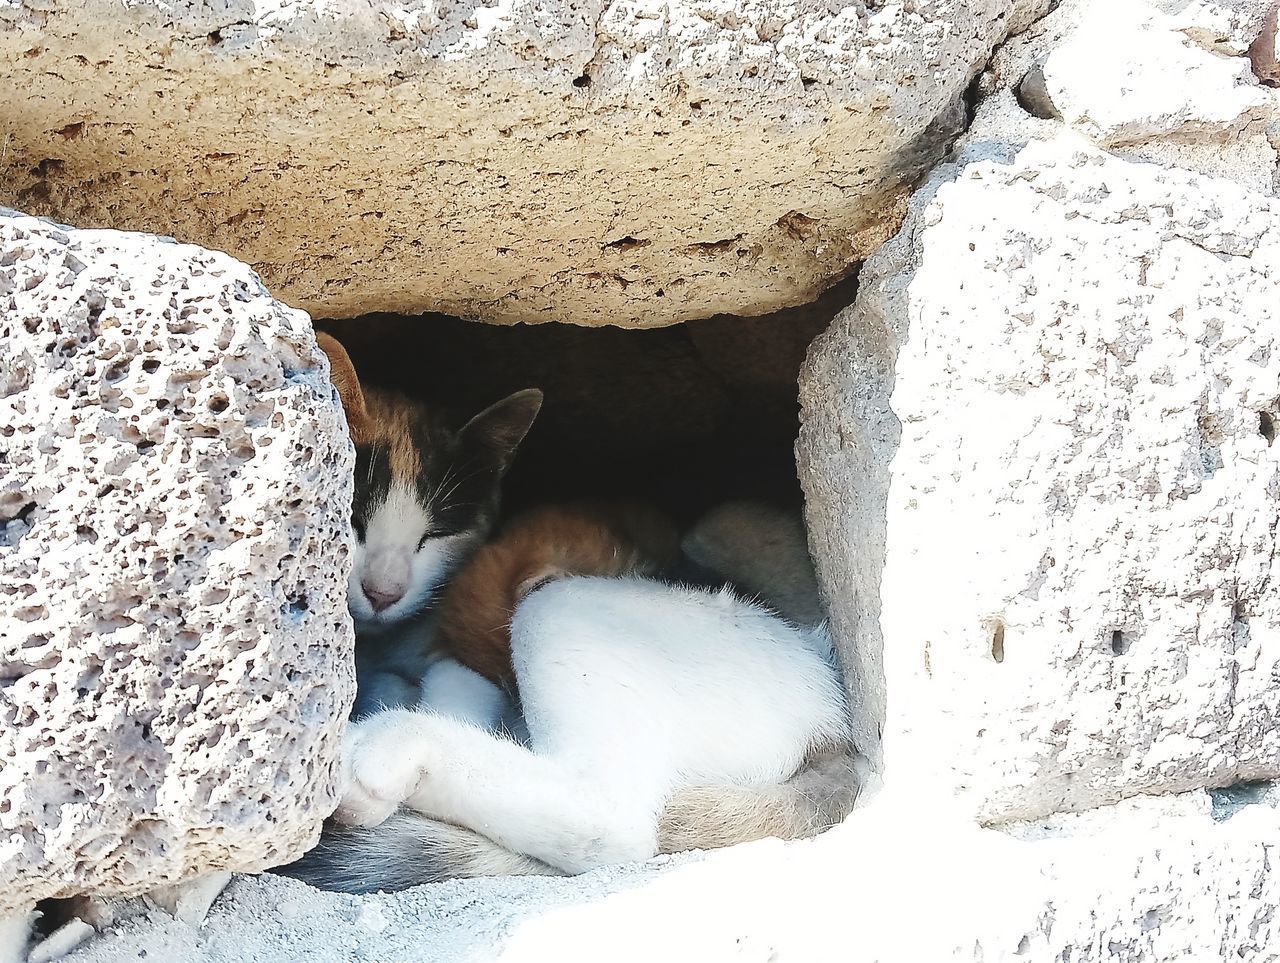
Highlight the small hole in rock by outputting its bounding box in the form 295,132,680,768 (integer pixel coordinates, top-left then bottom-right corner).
572,73,591,88
1015,62,1060,120
1261,411,1276,446
990,619,1006,663
1111,629,1132,655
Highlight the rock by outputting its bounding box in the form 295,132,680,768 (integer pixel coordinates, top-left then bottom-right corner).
800,133,1280,823
50,788,1280,961
1250,2,1280,85
145,872,233,925
0,210,356,916
28,918,94,963
0,0,1049,327
1155,0,1275,53
982,0,1278,194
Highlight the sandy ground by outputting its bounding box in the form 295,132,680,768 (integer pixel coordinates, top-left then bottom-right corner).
61,855,696,963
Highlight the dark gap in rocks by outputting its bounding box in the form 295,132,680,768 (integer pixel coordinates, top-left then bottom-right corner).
603,235,649,251
961,70,983,130
1110,629,1133,656
1209,780,1280,821
320,274,859,524
1261,410,1276,446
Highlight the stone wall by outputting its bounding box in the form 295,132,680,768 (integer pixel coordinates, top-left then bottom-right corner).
0,0,1046,327
2,0,1280,958
799,0,1280,821
0,211,356,917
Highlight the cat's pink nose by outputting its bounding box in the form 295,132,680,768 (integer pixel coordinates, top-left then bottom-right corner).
362,583,404,612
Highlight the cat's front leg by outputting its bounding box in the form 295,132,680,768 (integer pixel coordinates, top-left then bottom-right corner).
333,709,435,828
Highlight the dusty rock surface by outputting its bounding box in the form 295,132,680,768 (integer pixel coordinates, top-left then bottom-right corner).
799,0,1280,817
977,0,1279,194
833,134,1280,823
0,211,356,916
58,789,1280,962
0,0,1046,327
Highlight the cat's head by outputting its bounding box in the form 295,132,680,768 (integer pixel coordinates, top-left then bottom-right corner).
317,332,542,630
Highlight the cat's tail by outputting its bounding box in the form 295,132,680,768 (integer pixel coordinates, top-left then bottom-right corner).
276,812,559,894
280,745,864,894
657,742,866,854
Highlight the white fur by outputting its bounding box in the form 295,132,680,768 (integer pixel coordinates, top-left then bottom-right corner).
347,483,472,628
338,577,849,874
418,658,511,732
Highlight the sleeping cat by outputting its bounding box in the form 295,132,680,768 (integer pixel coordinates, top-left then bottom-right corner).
434,501,681,696
284,502,861,892
316,332,542,718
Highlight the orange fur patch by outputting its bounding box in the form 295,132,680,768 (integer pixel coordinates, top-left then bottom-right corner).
361,393,424,483
316,332,369,440
438,503,680,695
316,331,424,484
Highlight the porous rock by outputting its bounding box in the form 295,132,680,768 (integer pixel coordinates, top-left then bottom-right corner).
0,0,1048,327
0,210,356,916
800,132,1280,823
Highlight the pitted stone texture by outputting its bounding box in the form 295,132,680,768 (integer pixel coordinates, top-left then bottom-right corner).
0,0,1046,327
800,135,1280,823
976,0,1279,194
0,211,356,915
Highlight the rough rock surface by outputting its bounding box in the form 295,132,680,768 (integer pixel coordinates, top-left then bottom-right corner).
57,788,1280,961
979,0,1279,194
801,129,1280,820
0,210,356,915
0,0,1047,327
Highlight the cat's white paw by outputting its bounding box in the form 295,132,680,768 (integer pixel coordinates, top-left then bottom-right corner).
332,711,430,827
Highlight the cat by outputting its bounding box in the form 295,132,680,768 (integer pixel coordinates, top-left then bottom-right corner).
315,332,542,718
678,500,824,626
434,501,681,696
283,502,861,892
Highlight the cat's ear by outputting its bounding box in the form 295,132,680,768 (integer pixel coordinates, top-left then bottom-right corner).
459,389,543,474
316,332,369,439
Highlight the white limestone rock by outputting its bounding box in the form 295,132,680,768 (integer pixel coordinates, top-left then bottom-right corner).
800,132,1280,823
0,211,356,916
1156,0,1275,53
0,0,1048,327
979,0,1278,194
